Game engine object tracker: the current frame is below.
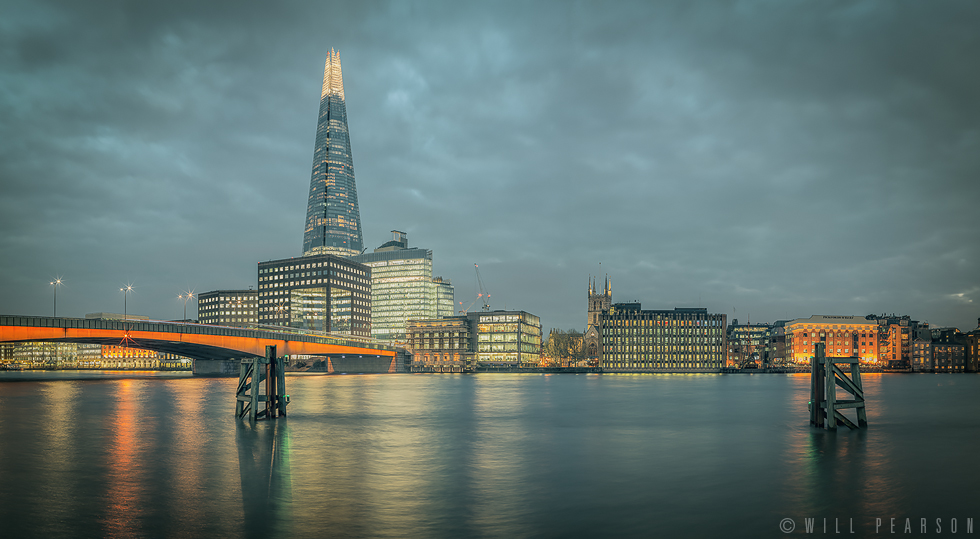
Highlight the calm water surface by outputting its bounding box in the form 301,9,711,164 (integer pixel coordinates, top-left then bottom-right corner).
1,372,978,538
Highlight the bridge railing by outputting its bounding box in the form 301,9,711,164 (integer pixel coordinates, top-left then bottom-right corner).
0,315,399,352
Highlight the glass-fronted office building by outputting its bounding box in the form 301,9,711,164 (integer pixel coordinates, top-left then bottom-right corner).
350,231,454,341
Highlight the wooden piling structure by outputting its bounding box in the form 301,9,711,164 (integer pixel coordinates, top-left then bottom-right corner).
236,345,288,421
810,343,867,430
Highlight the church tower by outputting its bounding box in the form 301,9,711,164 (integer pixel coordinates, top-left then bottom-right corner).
584,275,611,360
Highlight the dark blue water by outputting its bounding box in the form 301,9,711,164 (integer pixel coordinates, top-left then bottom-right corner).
1,372,978,538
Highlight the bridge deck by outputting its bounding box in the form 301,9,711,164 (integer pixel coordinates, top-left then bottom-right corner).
0,315,399,362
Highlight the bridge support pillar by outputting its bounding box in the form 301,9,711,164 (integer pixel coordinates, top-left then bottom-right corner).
236,345,288,421
810,343,867,430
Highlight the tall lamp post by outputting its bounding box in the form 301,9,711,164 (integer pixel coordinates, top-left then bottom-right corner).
50,278,62,317
178,292,194,323
120,285,133,320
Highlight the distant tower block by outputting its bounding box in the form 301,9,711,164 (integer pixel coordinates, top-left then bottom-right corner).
810,343,867,430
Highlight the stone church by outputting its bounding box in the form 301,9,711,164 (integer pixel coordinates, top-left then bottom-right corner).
584,275,611,360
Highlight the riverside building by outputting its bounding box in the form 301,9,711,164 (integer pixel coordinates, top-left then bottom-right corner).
197,290,257,327
726,321,771,368
257,254,371,337
405,316,473,372
350,231,454,341
406,310,542,371
784,315,880,364
598,303,727,373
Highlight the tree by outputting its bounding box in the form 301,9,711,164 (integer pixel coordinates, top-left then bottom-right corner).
543,329,586,366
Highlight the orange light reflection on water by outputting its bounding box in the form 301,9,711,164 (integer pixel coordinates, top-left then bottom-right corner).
104,380,141,537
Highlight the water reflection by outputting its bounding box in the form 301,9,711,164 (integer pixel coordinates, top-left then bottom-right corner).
105,380,145,537
781,373,904,526
4,373,980,537
236,420,292,537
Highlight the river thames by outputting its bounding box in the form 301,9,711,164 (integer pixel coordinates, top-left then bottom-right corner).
1,372,978,538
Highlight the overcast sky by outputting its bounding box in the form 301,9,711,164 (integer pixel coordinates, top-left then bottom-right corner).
1,0,978,334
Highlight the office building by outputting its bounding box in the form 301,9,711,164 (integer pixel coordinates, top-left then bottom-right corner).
598,303,727,373
471,310,542,367
198,290,258,327
257,254,371,337
350,231,455,341
406,310,542,371
303,49,363,258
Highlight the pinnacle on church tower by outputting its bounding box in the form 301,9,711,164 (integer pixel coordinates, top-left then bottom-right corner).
302,49,363,257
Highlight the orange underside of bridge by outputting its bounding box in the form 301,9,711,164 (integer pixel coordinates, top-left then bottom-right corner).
0,326,395,359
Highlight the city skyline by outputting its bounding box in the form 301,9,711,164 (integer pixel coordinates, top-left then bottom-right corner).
0,1,978,334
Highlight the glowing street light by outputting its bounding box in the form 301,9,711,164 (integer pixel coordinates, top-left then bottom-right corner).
120,285,133,321
178,291,194,323
49,278,62,317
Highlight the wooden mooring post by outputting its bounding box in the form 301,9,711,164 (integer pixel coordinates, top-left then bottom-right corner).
236,345,288,421
810,343,867,430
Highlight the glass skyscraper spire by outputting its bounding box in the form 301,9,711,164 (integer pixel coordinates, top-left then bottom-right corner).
303,49,363,257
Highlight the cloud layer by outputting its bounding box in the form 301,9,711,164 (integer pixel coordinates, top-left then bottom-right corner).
1,0,978,333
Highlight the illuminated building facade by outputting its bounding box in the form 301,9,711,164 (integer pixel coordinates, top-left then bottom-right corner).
872,315,920,370
303,49,363,258
912,337,933,372
726,321,771,368
930,328,967,372
471,310,541,367
405,310,542,370
2,340,189,370
599,304,727,373
933,342,966,372
257,254,371,337
405,316,473,372
197,290,258,327
968,321,980,372
762,321,790,367
350,231,455,341
434,277,455,317
785,315,879,364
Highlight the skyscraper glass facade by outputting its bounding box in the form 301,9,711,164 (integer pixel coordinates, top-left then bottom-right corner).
303,49,363,257
350,232,455,341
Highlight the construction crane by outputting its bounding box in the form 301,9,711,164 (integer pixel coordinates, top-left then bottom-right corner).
457,264,492,314
475,263,491,312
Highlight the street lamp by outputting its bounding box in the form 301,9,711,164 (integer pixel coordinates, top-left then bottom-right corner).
120,285,133,320
178,291,194,323
49,278,62,317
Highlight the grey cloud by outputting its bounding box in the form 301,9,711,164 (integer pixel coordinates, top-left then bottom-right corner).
0,0,977,334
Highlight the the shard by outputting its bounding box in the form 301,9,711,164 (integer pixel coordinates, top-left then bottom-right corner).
302,49,363,257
